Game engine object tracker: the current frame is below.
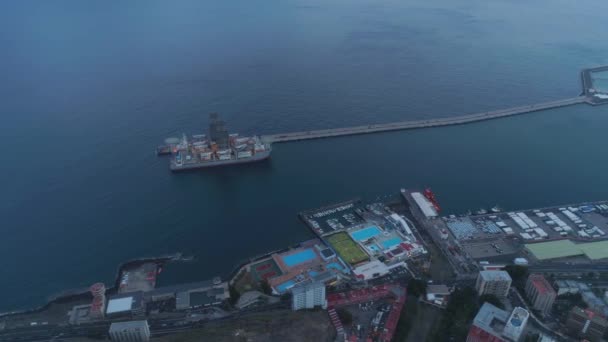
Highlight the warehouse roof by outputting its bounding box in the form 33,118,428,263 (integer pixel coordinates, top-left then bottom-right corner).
526,240,608,261
106,297,133,314
525,240,583,260
579,241,608,260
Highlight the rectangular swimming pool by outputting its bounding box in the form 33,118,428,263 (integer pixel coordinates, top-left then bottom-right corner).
275,280,296,293
282,249,317,267
367,244,381,253
381,237,403,249
327,262,346,273
351,226,381,242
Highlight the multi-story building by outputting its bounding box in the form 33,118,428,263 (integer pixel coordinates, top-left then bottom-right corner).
476,271,512,298
466,303,529,342
566,306,608,342
502,306,529,342
291,282,327,311
109,320,150,342
525,274,556,316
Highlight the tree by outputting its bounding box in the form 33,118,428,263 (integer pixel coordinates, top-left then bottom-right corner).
280,292,292,301
407,279,427,297
430,286,479,342
228,285,240,305
336,308,353,325
553,293,587,318
478,294,504,309
504,265,529,289
524,333,540,342
260,279,272,295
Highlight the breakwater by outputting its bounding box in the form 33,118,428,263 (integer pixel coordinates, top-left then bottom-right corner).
263,96,586,143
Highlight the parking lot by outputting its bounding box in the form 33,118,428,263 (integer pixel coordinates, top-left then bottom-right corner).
300,199,364,236
342,298,396,341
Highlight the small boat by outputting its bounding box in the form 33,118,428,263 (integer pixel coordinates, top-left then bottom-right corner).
491,205,502,213
476,208,488,215
156,145,172,155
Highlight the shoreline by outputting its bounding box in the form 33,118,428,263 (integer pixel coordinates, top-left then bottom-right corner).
0,253,180,319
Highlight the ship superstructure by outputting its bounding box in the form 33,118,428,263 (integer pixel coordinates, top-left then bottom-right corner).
157,113,271,171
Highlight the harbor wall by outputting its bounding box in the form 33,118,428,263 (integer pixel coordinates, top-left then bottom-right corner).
264,97,586,143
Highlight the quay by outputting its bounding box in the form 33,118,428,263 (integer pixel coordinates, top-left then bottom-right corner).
401,187,608,274
263,96,586,143
582,65,608,105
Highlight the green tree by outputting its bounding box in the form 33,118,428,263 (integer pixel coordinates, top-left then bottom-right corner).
478,294,504,309
553,293,588,318
430,286,479,342
228,285,240,305
336,308,353,325
524,333,540,342
504,265,529,289
260,279,272,295
407,279,427,297
394,298,418,341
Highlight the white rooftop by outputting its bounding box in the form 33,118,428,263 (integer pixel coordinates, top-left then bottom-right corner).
411,192,438,218
479,270,512,282
353,260,390,280
106,296,133,314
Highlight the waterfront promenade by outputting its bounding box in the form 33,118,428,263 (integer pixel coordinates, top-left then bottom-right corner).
263,96,586,143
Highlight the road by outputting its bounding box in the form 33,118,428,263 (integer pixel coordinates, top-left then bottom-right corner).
0,301,291,342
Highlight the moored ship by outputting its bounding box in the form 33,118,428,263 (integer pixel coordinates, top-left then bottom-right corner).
424,188,441,212
158,113,271,171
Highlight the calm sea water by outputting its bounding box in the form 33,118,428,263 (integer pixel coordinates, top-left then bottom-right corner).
1,0,608,310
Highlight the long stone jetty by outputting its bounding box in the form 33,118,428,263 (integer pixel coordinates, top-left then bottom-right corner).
263,96,586,143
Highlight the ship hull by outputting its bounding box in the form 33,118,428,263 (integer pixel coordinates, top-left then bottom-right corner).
170,150,271,172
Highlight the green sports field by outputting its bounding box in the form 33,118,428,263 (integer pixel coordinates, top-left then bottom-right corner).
326,232,369,266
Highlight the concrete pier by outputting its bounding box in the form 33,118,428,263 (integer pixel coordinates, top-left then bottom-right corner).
263,96,586,143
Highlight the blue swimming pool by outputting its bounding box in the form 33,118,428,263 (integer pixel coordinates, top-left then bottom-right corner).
382,237,403,249
351,226,381,242
327,262,345,273
367,244,381,252
282,249,317,267
276,280,296,293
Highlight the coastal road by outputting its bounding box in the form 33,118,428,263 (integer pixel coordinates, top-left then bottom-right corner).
0,301,291,341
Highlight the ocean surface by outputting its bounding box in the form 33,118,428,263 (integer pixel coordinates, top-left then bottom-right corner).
1,0,608,311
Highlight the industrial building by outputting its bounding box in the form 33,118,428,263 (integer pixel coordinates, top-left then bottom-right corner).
109,320,150,342
525,274,556,316
467,303,529,342
525,240,608,262
410,192,438,218
475,271,512,298
106,291,145,318
566,306,608,342
291,282,327,311
142,279,229,311
425,284,451,307
553,280,582,296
